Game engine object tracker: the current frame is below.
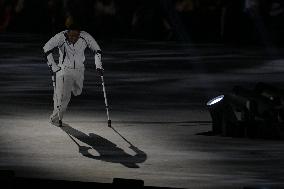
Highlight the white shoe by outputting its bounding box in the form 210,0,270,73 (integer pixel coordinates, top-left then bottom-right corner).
50,113,59,124
50,113,63,127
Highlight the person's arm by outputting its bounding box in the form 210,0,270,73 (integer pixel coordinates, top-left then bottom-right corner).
43,32,65,73
81,31,103,75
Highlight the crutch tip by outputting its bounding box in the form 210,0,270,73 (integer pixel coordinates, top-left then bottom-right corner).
108,120,111,127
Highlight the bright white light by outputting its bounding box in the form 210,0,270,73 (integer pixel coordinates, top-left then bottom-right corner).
206,95,224,106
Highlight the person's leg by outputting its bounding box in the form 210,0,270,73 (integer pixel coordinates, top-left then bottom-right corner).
51,69,73,123
50,90,60,122
50,74,61,122
72,68,85,96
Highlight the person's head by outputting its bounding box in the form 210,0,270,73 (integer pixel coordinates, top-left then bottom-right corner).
67,30,80,44
66,23,81,44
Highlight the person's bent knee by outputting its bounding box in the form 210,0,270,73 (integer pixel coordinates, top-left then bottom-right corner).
73,89,82,96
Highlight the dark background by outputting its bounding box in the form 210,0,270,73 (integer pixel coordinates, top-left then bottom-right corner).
1,0,284,45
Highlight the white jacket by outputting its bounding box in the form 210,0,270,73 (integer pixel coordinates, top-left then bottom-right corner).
43,30,102,70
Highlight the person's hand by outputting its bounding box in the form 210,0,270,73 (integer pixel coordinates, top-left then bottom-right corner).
96,68,104,76
52,64,61,73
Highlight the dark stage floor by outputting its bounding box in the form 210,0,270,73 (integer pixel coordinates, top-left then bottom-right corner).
1,33,284,189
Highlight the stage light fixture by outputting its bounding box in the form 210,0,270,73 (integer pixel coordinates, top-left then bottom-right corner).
206,83,284,139
207,91,253,137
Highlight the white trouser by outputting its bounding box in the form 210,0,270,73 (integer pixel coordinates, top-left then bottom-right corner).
53,66,85,119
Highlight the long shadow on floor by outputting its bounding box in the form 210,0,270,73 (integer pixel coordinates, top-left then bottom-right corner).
60,124,147,168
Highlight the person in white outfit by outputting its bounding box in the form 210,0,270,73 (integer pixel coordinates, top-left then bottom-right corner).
43,25,103,127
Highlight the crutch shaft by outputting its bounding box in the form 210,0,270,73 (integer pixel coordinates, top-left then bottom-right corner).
101,76,111,127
